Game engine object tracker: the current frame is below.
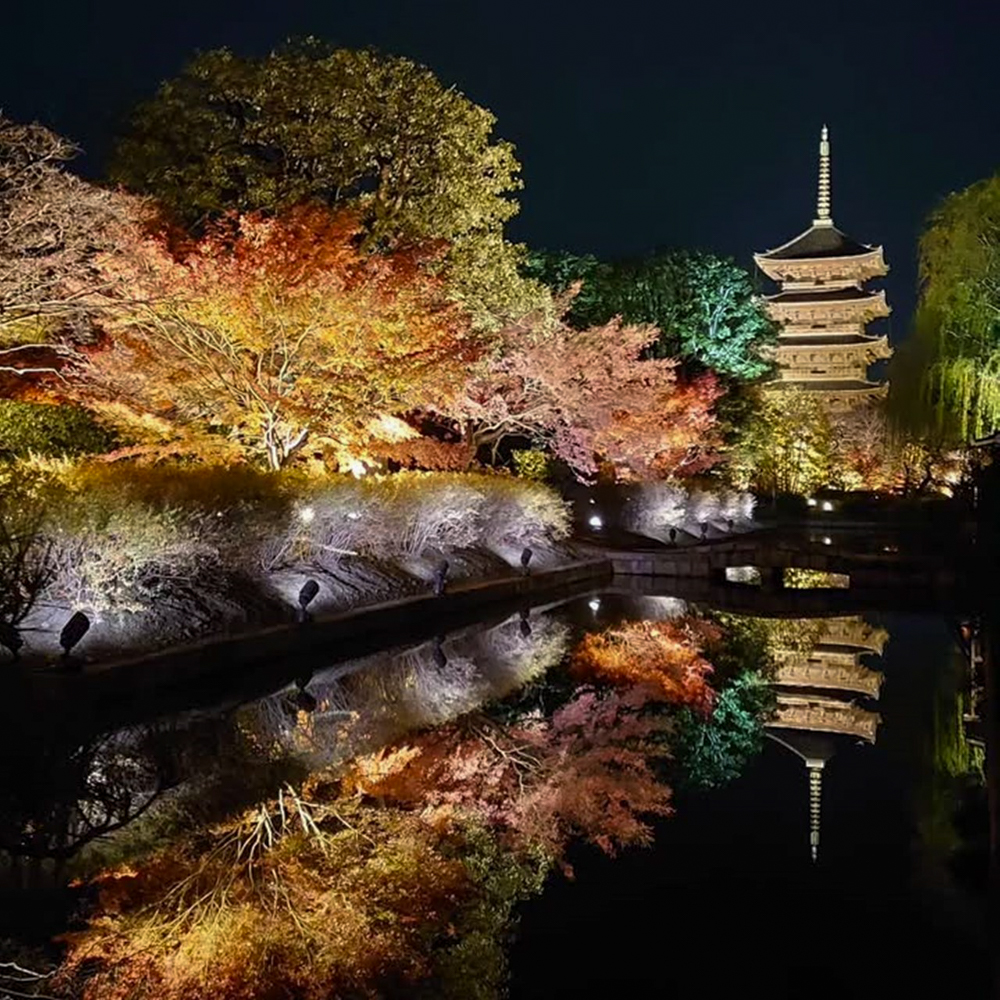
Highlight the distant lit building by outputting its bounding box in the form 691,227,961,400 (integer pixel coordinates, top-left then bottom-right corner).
754,127,892,412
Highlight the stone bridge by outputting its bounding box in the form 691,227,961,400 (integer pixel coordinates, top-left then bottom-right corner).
588,524,971,614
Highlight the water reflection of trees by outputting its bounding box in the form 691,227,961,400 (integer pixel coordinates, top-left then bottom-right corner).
0,719,168,875
241,612,571,767
53,610,684,1000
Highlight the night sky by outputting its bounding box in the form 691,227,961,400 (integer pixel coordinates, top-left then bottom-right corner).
5,0,1000,334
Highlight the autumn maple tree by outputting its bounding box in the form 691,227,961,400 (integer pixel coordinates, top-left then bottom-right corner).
450,309,722,481
571,618,718,712
87,207,478,470
0,114,139,385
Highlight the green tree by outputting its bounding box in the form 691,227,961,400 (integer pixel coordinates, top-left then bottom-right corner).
111,41,545,330
894,173,1000,440
524,248,776,380
672,672,775,789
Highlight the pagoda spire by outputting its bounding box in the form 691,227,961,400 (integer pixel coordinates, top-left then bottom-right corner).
814,125,833,227
807,759,824,862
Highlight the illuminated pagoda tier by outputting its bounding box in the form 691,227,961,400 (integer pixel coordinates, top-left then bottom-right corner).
766,616,886,860
754,127,893,413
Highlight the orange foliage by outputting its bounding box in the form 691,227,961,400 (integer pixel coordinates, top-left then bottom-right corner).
85,206,480,470
571,618,717,712
55,799,471,1000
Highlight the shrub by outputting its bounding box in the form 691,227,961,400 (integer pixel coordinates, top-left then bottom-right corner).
622,482,755,541
289,472,569,565
6,462,571,625
511,449,550,481
475,475,570,556
0,401,118,458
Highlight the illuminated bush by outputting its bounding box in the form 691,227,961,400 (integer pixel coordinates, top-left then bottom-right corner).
286,471,570,567
0,401,118,458
10,463,570,641
0,467,58,639
783,568,850,589
511,448,550,481
477,475,570,559
685,489,721,530
622,482,755,541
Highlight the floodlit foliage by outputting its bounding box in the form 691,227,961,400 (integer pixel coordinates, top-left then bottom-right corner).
728,388,833,495
0,115,141,380
783,568,850,589
894,173,1000,441
56,791,475,1000
621,482,756,539
3,462,570,654
0,467,56,644
0,400,118,457
571,619,717,712
88,207,477,470
524,248,777,380
452,311,722,481
110,42,547,329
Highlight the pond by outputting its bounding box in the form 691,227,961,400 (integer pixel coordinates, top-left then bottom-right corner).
0,585,990,999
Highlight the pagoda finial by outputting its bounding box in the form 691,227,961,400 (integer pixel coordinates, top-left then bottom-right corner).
814,125,833,227
807,759,824,862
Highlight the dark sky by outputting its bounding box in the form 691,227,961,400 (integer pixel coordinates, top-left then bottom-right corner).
4,0,1000,335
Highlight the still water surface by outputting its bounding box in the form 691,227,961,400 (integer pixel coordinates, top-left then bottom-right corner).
0,589,989,998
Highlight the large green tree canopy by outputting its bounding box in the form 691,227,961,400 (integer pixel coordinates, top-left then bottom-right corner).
894,174,1000,441
110,41,545,329
523,248,777,381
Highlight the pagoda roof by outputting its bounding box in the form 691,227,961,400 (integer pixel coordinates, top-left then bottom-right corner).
778,333,884,346
769,379,885,392
766,286,880,305
757,223,877,261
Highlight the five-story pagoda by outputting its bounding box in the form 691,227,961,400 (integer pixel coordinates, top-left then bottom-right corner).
754,127,892,411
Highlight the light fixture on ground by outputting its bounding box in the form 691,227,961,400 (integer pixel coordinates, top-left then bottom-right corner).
588,514,603,529
298,579,320,620
588,598,601,612
60,611,90,658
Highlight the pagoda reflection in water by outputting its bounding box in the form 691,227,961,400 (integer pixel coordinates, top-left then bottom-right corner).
766,616,888,860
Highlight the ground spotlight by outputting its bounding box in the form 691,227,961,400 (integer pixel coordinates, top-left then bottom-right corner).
298,579,320,620
60,611,90,658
